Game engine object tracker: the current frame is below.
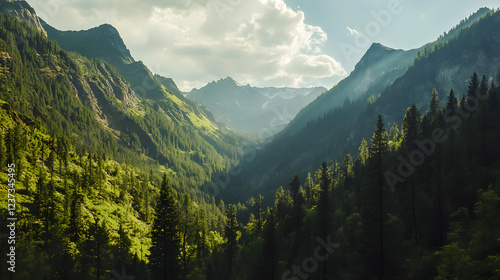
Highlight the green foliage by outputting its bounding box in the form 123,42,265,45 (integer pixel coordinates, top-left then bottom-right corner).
2,6,500,280
149,175,181,280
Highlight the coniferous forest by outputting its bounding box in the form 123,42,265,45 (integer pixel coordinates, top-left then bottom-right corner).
1,2,500,280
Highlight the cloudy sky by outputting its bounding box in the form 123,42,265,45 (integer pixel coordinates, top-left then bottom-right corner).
25,0,500,91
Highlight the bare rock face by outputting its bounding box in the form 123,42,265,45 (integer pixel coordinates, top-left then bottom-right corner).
0,0,47,36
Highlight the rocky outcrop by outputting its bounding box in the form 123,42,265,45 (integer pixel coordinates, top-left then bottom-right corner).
0,0,47,36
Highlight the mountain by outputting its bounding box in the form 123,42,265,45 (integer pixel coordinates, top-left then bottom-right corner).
154,73,183,97
0,11,235,279
0,0,245,188
283,43,418,135
41,19,235,143
186,77,326,136
42,20,187,103
2,2,500,279
0,0,46,36
41,20,169,101
282,8,492,137
222,7,499,203
41,22,133,66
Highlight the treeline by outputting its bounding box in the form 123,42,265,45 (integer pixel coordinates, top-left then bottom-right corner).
0,103,233,279
178,72,498,280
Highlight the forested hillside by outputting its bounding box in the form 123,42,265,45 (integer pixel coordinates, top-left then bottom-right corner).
0,9,245,189
204,73,500,279
223,8,500,204
0,11,236,279
1,1,500,279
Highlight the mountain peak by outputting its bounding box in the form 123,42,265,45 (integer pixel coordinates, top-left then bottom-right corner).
96,23,120,35
354,42,401,70
43,21,134,65
0,0,47,36
367,42,393,52
217,76,240,86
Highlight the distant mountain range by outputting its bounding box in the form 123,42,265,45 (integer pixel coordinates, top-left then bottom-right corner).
185,77,326,136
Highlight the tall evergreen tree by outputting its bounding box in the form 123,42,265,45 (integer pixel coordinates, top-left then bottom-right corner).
262,208,277,280
467,72,480,104
289,175,301,200
180,193,191,280
478,74,489,99
304,172,314,206
489,81,498,111
366,115,388,279
429,88,440,118
69,185,84,242
224,204,238,280
89,219,111,280
115,224,132,267
318,161,331,280
254,194,263,235
402,105,420,151
357,138,369,165
149,174,181,280
446,89,458,113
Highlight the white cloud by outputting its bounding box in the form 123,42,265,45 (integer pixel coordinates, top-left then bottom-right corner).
346,26,360,37
27,0,345,91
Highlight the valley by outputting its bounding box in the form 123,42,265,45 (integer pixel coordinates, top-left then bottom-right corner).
1,1,500,279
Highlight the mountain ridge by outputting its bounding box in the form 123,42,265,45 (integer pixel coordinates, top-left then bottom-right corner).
186,76,327,136
222,7,499,204
0,2,244,189
0,0,46,35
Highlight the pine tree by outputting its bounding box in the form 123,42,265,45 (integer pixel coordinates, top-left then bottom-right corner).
289,175,305,257
289,175,300,200
478,75,489,100
363,115,388,279
429,88,440,118
402,105,420,151
69,185,84,242
304,172,314,206
262,208,277,280
194,205,208,261
318,162,331,280
489,81,498,111
89,219,111,280
180,193,191,280
446,89,458,113
115,224,132,267
224,204,238,279
467,72,480,104
149,174,181,280
254,194,263,235
357,138,369,165
389,123,400,142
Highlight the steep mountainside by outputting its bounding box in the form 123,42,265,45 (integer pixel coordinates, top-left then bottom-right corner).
0,0,45,35
41,19,225,132
0,3,243,188
222,8,500,203
283,43,417,135
186,76,326,135
282,8,492,137
0,13,234,279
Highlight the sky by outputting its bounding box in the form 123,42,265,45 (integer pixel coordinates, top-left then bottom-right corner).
25,0,500,92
